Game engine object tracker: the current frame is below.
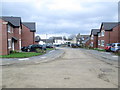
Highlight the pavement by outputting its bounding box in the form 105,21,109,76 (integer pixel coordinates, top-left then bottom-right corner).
79,48,119,68
0,49,64,66
1,47,119,88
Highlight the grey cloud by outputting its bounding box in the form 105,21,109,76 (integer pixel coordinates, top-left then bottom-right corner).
2,1,118,35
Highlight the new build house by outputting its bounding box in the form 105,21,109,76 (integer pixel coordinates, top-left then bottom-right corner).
22,22,36,47
90,29,100,48
98,22,119,49
0,16,37,55
0,17,22,55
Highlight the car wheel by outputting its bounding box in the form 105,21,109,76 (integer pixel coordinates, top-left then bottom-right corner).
27,49,30,52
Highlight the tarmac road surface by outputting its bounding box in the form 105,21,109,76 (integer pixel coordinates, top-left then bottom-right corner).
1,47,118,88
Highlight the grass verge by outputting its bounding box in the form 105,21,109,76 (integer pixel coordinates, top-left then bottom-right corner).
46,48,55,51
0,48,55,58
0,52,44,58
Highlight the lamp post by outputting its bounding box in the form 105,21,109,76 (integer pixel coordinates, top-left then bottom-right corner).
46,34,47,44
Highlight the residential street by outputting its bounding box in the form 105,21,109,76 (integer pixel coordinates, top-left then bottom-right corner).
2,47,118,88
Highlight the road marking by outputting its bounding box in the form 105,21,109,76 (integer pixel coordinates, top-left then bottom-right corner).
48,50,55,53
105,53,111,54
100,52,105,53
18,58,29,61
112,56,118,58
41,57,46,59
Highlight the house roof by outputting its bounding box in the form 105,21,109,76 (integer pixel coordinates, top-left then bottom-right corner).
22,22,36,32
82,37,90,43
1,16,21,27
101,22,118,31
91,29,100,36
53,37,62,40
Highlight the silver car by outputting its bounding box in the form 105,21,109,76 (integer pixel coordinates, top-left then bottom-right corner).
111,43,120,52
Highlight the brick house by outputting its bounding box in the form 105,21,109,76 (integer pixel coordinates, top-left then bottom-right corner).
0,16,22,55
90,29,100,48
83,37,91,47
98,22,119,49
21,22,36,47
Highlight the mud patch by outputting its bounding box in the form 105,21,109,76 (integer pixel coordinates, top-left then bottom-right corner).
100,68,115,72
98,73,110,82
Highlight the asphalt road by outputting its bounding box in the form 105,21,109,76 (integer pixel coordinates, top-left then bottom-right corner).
1,47,118,88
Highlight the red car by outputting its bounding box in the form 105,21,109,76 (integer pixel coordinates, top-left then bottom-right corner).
105,44,112,52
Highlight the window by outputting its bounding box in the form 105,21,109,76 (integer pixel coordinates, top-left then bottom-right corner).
101,30,105,36
19,39,21,49
98,33,100,37
8,39,11,49
101,40,105,46
117,44,120,46
98,40,100,45
91,35,94,40
7,24,11,33
91,42,93,47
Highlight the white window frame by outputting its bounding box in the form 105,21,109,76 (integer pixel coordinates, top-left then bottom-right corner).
101,40,105,47
19,39,21,49
91,35,94,40
91,42,93,47
98,33,100,37
98,40,101,45
8,39,11,49
7,24,11,33
101,30,105,37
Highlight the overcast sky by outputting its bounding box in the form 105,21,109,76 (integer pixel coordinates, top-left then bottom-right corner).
1,0,119,37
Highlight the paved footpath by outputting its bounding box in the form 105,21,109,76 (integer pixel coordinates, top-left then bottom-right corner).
1,47,118,88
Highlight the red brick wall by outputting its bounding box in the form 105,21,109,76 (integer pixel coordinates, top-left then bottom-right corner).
98,24,120,49
0,19,22,55
0,19,8,55
21,24,35,47
93,35,98,48
85,39,90,47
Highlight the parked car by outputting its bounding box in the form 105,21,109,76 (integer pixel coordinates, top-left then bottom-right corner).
27,44,46,52
110,43,120,52
105,44,112,52
46,44,54,48
21,46,28,52
71,43,78,48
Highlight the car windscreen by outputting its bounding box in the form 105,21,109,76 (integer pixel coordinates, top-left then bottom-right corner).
117,44,120,46
106,44,112,46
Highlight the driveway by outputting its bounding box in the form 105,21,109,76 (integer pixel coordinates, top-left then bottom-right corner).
1,47,118,88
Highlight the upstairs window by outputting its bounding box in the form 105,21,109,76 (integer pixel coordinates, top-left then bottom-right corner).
91,35,94,40
101,30,105,36
7,24,11,33
98,33,100,37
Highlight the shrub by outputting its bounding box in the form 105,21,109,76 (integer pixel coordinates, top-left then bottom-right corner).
10,50,18,54
36,48,46,53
